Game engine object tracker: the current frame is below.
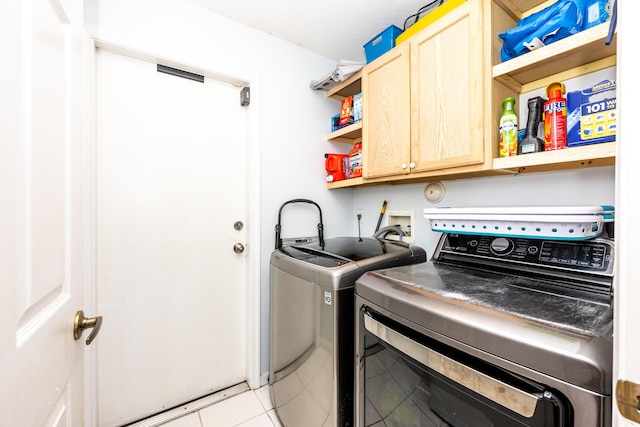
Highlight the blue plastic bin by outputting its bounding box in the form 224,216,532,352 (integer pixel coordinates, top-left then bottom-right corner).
364,25,403,63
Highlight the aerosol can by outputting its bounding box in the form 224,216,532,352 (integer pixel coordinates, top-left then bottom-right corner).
543,82,567,150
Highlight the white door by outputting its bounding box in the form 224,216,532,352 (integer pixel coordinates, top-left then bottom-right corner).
0,0,89,425
95,48,248,426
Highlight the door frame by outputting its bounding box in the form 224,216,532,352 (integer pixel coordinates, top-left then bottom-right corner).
82,32,262,425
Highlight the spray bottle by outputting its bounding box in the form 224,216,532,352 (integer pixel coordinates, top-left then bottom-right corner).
518,96,545,154
543,82,567,151
499,97,518,157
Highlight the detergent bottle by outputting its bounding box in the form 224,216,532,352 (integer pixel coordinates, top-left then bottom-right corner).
324,153,348,182
499,97,518,157
543,82,567,150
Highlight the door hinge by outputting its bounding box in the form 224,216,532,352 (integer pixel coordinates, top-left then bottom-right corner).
616,380,640,423
240,86,250,107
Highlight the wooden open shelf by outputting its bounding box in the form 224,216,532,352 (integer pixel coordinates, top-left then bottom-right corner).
493,142,616,173
326,177,365,189
326,71,362,100
327,121,362,144
493,23,617,92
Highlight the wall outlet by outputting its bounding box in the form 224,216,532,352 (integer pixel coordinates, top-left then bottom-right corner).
384,210,415,242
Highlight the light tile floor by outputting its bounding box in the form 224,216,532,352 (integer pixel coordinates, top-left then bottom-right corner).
160,385,283,427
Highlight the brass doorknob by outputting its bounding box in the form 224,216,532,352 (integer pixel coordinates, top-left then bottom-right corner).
73,310,103,345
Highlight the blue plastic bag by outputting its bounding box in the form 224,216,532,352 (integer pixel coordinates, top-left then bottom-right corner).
499,0,586,62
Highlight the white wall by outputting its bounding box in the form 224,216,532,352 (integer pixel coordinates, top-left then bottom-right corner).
351,166,615,256
84,0,354,376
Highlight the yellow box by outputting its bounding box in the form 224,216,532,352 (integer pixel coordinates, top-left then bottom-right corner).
395,0,467,45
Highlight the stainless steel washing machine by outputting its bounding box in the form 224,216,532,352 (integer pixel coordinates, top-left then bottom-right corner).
269,236,426,427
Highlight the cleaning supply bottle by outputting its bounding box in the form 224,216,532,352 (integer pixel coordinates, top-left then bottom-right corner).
324,153,348,182
518,96,545,154
543,82,567,151
499,97,518,157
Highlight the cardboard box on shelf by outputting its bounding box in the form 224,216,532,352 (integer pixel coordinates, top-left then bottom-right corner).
339,96,353,126
330,93,362,132
352,93,362,122
566,79,616,147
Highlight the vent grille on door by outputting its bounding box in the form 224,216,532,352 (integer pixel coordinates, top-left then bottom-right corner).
157,64,204,83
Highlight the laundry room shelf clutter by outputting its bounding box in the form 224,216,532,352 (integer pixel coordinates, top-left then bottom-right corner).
322,0,617,190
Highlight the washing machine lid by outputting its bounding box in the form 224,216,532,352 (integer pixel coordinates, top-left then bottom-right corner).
281,236,413,266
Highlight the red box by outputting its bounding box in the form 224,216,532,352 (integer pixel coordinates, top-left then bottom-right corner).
339,96,353,125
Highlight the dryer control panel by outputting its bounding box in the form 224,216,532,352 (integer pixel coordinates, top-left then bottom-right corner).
437,233,614,276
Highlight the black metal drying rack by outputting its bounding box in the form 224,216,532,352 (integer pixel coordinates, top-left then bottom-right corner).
274,199,324,250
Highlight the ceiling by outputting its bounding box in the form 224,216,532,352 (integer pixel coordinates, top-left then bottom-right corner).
187,0,441,63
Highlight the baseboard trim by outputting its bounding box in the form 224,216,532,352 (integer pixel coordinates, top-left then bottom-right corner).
260,371,269,387
123,382,250,427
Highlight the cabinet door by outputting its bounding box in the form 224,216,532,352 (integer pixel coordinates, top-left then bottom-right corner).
410,0,485,172
362,43,411,178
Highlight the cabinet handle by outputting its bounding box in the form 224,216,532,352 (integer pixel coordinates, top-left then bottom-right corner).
401,163,407,169
409,162,416,169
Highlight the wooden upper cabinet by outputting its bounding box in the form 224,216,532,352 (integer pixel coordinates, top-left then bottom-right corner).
361,0,489,181
362,43,411,179
410,0,486,172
